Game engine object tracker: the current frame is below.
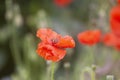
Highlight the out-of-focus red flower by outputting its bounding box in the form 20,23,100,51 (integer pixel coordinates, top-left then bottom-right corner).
36,28,75,62
117,0,120,4
115,44,120,50
114,37,120,50
103,33,117,46
102,33,120,51
110,5,120,37
54,0,73,7
77,30,101,46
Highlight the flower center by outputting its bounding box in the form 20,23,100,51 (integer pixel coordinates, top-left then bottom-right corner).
51,38,59,44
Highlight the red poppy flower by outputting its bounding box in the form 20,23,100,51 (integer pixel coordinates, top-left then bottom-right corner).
103,33,117,46
77,30,101,46
36,28,75,62
110,5,120,37
36,28,75,48
54,0,73,7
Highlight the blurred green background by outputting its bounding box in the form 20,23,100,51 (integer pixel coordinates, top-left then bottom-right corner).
0,0,120,80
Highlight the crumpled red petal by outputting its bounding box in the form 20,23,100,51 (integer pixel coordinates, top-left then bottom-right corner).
36,42,66,62
36,28,61,44
54,35,75,48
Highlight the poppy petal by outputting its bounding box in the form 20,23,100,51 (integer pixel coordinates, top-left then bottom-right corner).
36,28,61,44
54,35,75,48
110,5,120,37
36,42,66,62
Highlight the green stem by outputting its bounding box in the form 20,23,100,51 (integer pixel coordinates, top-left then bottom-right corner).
10,35,22,67
113,49,119,61
51,62,55,80
92,46,95,64
88,46,95,65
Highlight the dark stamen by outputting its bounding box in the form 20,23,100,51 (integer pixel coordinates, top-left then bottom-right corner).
51,38,58,44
